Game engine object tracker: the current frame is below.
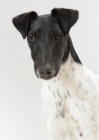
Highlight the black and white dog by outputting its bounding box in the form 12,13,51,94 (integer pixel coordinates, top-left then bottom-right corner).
12,8,99,140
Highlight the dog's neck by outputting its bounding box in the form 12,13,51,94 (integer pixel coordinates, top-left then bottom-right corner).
51,53,84,91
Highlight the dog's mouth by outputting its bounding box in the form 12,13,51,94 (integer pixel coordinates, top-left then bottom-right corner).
39,74,56,80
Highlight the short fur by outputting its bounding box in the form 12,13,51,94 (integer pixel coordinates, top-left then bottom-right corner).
12,8,99,140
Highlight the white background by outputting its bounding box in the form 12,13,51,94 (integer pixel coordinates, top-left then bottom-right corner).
0,0,99,140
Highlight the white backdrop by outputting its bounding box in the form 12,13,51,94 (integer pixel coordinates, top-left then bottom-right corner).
0,0,99,140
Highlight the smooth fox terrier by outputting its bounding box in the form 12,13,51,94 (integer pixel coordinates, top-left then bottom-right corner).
12,8,99,140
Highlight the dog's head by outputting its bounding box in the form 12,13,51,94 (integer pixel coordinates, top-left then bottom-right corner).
12,8,79,80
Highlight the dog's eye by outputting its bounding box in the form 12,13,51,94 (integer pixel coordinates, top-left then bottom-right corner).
30,36,37,43
54,34,61,41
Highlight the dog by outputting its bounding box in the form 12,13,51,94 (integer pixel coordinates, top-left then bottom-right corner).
12,8,99,140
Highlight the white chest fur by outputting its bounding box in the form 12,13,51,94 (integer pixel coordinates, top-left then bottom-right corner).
41,54,99,140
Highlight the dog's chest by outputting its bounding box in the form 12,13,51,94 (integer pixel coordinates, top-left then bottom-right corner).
41,61,99,140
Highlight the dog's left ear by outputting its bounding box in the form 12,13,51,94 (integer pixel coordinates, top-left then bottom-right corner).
51,8,79,34
12,11,38,39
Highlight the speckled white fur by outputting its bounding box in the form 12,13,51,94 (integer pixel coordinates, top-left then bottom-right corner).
41,54,99,140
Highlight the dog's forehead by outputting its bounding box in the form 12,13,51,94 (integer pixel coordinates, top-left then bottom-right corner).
30,14,61,32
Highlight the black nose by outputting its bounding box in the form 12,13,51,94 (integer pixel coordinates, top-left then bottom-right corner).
40,66,52,77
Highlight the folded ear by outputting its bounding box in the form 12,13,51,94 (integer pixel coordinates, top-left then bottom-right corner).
12,11,38,39
51,8,79,34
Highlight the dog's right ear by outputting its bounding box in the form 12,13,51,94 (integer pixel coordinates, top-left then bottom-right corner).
12,11,38,39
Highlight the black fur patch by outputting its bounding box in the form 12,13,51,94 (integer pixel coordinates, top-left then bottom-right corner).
12,8,81,80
